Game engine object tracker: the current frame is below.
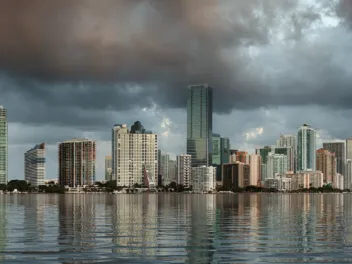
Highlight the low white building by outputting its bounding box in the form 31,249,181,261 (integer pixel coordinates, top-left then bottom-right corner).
191,166,216,192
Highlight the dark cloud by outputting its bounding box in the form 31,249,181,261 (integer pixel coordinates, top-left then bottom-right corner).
0,0,337,119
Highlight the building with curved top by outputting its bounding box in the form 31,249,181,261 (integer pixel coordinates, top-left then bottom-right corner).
25,143,46,187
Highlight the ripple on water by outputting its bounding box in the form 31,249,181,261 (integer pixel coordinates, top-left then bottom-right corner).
0,193,352,263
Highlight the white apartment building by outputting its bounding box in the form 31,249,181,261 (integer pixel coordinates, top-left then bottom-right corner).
191,166,216,192
24,143,45,187
112,124,158,187
0,106,7,185
266,153,288,179
249,154,261,186
177,154,191,188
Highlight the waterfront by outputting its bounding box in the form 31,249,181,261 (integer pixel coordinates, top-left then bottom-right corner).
0,193,351,263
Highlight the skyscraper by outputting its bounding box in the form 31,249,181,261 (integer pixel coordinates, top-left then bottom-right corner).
112,123,158,187
346,138,352,160
316,148,336,185
297,124,316,172
276,134,296,172
105,156,112,181
160,152,170,185
345,159,352,190
187,84,213,167
58,138,96,187
322,142,345,176
0,106,7,185
24,143,45,187
177,154,192,188
266,153,288,179
249,154,261,186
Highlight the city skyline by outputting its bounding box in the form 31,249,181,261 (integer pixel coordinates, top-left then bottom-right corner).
0,103,351,181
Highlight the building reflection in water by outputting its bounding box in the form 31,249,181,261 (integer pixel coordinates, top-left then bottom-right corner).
58,194,97,253
23,195,45,247
111,194,158,257
0,195,7,261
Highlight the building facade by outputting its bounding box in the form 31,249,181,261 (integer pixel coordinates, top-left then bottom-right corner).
177,154,192,188
277,134,296,172
222,162,250,190
347,138,352,160
316,148,336,185
168,160,177,184
297,124,316,171
236,151,249,164
291,171,323,190
266,153,288,179
187,84,213,167
24,143,45,187
160,152,170,185
105,156,112,182
256,145,294,172
322,142,345,176
58,139,96,187
0,106,7,185
346,159,352,190
112,123,158,187
191,166,216,192
249,154,261,186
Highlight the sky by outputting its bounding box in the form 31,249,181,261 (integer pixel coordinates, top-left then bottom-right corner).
1,0,352,180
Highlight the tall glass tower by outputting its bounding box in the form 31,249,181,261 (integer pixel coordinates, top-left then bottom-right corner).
187,84,213,167
297,124,316,172
0,106,7,184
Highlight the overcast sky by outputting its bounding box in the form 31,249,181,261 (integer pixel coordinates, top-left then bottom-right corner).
1,0,352,180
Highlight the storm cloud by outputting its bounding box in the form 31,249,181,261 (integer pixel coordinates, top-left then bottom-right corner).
0,0,346,118
2,0,352,180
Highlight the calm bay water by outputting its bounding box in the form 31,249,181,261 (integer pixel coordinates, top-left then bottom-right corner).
0,193,351,263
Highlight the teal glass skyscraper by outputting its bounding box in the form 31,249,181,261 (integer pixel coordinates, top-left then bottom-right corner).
0,106,7,185
187,84,213,167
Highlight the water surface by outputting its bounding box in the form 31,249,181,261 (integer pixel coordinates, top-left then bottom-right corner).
0,193,351,263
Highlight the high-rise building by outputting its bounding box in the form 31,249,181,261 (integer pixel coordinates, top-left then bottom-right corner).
191,166,216,192
187,84,213,167
160,152,170,185
277,134,296,149
220,138,230,164
256,145,294,172
249,154,261,186
346,138,352,160
236,151,249,164
345,159,352,190
212,134,230,182
316,148,336,185
112,123,158,187
58,138,96,187
24,143,45,187
222,162,250,190
105,156,112,181
0,106,7,185
297,124,316,171
266,153,288,179
177,154,192,188
322,142,345,176
168,160,177,184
